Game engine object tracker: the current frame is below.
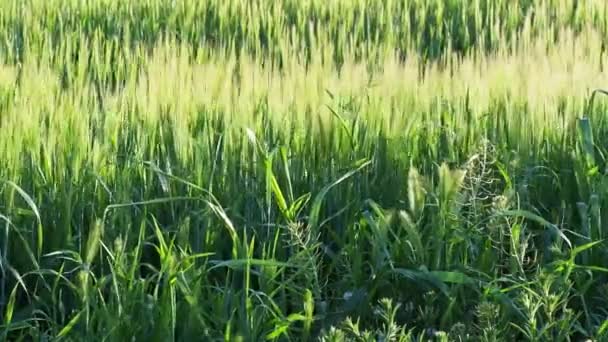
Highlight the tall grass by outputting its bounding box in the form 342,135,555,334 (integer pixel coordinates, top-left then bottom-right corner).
2,0,608,340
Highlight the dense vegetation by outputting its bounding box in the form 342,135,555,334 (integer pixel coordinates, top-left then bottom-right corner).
2,0,608,340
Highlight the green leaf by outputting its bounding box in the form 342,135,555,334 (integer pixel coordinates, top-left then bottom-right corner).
286,313,306,322
308,159,370,229
598,318,608,336
206,201,238,247
393,268,448,296
3,285,18,326
5,181,43,258
394,268,475,296
57,309,84,339
279,146,295,203
496,210,572,248
429,271,475,285
5,181,40,222
576,265,608,273
265,323,289,340
326,104,355,149
208,258,291,271
270,173,289,219
288,193,311,220
578,117,596,167
570,240,603,259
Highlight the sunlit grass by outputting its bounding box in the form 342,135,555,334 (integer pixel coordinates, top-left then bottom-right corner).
2,1,608,340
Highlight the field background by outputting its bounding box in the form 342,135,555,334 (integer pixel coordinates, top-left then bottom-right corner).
2,0,608,340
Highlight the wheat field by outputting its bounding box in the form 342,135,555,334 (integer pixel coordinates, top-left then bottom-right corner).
2,1,608,340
